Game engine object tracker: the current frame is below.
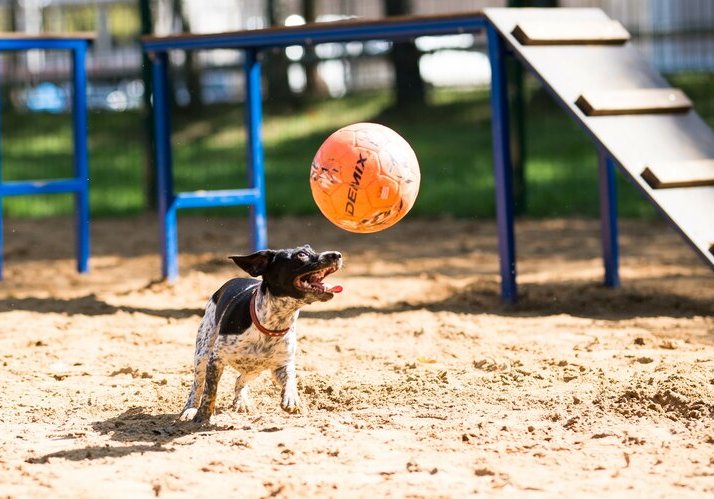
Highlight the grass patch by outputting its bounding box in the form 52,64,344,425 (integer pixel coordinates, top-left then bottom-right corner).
2,73,712,219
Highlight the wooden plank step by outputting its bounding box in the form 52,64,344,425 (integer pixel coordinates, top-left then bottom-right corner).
641,159,714,189
575,88,693,116
511,19,630,46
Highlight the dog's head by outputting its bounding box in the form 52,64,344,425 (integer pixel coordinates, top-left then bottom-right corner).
230,245,343,303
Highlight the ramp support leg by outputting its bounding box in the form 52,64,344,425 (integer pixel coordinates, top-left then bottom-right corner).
487,25,518,304
597,148,620,287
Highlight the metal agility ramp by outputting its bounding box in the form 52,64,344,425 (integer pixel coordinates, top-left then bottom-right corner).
485,8,714,301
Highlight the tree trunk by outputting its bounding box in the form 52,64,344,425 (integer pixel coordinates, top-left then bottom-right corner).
265,0,295,107
4,0,19,109
300,0,327,98
505,0,558,214
384,0,425,108
139,0,156,209
171,0,202,110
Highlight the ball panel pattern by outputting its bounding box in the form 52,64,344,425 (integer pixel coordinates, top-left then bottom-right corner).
310,122,420,233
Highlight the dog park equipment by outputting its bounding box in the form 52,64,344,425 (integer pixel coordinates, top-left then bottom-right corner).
485,8,714,301
141,14,489,281
143,9,714,302
0,33,93,280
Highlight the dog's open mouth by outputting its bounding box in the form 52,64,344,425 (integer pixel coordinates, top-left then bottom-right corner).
294,265,343,296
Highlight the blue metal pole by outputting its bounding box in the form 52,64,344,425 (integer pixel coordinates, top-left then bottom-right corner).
141,15,488,53
244,49,268,251
151,52,178,280
0,84,4,280
487,25,517,304
72,43,90,274
597,148,620,287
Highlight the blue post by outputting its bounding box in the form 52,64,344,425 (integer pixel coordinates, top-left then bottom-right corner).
72,43,90,274
0,89,3,280
487,25,518,304
0,196,3,280
244,49,268,251
151,52,178,280
597,148,620,287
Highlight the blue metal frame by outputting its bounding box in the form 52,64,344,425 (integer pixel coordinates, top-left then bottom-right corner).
151,51,177,280
486,25,517,304
244,49,268,252
142,14,490,281
142,15,490,52
0,84,3,279
0,36,92,279
597,148,620,287
148,49,270,281
72,43,90,273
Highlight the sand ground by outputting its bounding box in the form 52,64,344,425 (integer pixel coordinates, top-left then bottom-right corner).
0,215,712,498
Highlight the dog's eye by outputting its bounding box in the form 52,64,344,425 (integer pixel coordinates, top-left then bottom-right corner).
294,251,309,261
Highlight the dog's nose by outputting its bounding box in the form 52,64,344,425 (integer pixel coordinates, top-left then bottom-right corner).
324,251,342,261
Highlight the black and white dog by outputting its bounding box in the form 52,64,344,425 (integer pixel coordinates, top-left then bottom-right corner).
179,245,342,424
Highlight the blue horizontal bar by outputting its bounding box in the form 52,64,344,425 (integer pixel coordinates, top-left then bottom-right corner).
0,39,92,52
0,178,85,196
173,188,261,210
142,13,487,52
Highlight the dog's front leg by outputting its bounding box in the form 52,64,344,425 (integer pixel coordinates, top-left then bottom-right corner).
231,372,259,413
192,356,224,424
179,303,219,422
177,354,208,421
273,364,301,413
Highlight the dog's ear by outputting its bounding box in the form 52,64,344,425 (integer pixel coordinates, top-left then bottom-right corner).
229,250,276,277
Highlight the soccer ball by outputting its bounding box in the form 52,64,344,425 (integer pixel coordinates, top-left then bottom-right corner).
309,122,420,233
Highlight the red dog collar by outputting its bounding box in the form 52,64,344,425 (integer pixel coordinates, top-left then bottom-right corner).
250,289,291,337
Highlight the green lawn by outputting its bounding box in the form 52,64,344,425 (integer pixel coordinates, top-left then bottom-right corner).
2,73,712,219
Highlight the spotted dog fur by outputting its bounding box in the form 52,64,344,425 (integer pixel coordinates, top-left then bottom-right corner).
179,245,343,424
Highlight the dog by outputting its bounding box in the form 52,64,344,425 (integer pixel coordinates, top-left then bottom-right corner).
178,245,343,424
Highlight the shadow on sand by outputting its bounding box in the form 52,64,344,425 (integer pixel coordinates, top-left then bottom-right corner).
26,407,232,463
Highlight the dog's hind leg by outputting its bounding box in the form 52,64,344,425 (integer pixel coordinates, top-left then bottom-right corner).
178,301,218,421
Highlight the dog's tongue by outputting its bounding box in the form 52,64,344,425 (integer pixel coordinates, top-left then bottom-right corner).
326,284,343,293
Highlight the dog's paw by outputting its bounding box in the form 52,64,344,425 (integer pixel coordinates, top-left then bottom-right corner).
178,408,198,422
281,393,301,414
231,397,255,414
192,410,211,425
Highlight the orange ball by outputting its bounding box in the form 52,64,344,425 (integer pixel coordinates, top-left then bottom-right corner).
309,122,420,233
